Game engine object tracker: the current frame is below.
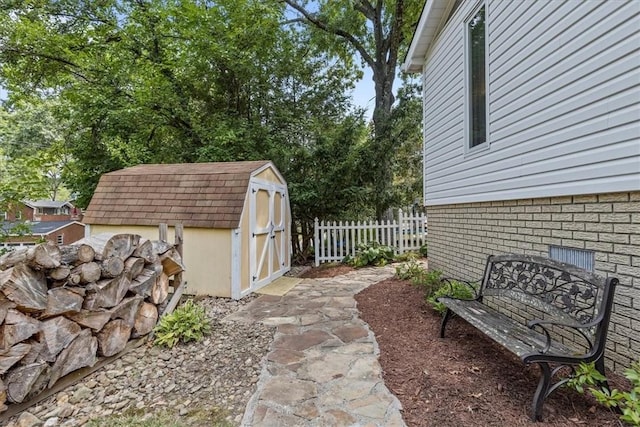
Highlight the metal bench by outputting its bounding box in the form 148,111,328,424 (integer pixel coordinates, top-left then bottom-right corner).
437,254,618,421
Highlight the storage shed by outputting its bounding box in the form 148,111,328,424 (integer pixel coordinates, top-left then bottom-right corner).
82,161,291,298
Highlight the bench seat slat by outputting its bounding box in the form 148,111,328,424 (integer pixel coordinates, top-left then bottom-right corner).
439,298,577,359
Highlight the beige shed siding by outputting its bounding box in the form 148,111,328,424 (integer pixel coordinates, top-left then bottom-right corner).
422,0,640,206
254,167,279,183
89,225,233,297
426,191,640,372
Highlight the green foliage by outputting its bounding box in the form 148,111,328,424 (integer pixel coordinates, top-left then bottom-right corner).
0,100,72,201
394,259,443,297
410,269,443,296
0,0,425,264
153,300,210,349
418,244,428,257
343,242,395,268
393,251,419,264
567,361,640,426
427,280,477,313
394,257,423,280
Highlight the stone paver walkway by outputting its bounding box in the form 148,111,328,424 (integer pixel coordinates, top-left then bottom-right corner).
225,266,405,427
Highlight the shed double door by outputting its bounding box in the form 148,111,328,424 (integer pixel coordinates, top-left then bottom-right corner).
249,180,289,290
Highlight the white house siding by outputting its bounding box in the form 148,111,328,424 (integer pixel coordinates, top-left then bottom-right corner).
423,0,640,206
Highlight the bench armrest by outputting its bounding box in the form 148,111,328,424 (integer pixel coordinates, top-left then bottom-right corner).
438,277,481,301
527,317,602,356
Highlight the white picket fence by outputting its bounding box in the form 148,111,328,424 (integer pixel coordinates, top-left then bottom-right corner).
314,210,427,266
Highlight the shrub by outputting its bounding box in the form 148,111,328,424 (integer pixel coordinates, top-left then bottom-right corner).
427,280,477,313
153,299,211,348
394,257,424,280
567,360,640,426
394,251,419,263
409,268,443,298
343,242,395,267
419,244,428,257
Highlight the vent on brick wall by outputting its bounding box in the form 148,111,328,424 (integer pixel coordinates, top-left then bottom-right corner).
549,246,595,272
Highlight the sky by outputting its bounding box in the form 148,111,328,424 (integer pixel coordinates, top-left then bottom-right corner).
351,67,376,119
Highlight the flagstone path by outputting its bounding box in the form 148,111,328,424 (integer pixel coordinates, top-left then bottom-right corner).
225,266,405,427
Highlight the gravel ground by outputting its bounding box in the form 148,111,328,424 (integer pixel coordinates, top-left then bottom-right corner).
4,295,275,427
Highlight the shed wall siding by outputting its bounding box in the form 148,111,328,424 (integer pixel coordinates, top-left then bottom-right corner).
89,225,233,297
422,0,640,206
426,191,640,372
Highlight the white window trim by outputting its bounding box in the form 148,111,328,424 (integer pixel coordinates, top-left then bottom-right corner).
463,0,490,157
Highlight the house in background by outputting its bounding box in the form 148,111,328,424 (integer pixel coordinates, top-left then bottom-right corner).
1,200,85,249
404,0,639,372
1,220,85,249
4,200,83,222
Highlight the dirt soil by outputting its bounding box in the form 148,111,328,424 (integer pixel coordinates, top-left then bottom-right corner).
352,275,625,427
299,263,355,278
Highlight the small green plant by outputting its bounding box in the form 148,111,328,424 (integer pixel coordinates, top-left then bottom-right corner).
567,360,640,426
153,299,211,348
344,242,395,267
394,251,419,263
408,268,443,298
419,243,428,257
427,280,477,313
395,257,425,280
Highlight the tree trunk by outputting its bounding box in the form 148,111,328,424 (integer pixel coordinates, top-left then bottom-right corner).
76,233,140,260
0,343,32,375
5,362,49,403
132,239,157,263
41,287,84,318
129,265,160,297
70,262,101,284
40,317,81,362
133,302,158,338
97,319,131,357
110,296,143,327
66,309,111,332
123,257,145,280
0,309,42,351
159,249,185,277
0,242,62,271
48,329,97,388
0,298,16,324
100,257,125,278
0,264,48,313
151,273,169,305
84,275,129,309
47,266,71,281
60,244,95,265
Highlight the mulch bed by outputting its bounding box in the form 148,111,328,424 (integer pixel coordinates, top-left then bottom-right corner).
354,276,625,427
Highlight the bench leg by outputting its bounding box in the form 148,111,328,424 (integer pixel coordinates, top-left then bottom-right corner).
594,356,610,391
532,362,551,422
440,308,453,338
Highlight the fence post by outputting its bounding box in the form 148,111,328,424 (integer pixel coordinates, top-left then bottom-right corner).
314,218,320,267
398,209,404,255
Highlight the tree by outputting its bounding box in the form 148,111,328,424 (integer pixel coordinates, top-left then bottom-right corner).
0,99,72,201
283,0,423,218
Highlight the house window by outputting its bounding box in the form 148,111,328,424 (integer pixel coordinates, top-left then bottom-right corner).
56,235,64,245
467,4,487,149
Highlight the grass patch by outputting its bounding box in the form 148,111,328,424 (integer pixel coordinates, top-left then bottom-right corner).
86,407,233,427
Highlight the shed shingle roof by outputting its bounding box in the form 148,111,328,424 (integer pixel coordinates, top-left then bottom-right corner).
83,161,272,229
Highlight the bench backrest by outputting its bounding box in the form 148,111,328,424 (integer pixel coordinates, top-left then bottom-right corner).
480,254,617,354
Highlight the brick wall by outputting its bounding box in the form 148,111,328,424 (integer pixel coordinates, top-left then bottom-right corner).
426,191,640,372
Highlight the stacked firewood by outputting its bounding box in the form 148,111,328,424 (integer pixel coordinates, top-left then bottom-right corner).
0,233,185,412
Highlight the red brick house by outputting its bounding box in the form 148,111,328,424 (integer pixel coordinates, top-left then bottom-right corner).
1,200,85,250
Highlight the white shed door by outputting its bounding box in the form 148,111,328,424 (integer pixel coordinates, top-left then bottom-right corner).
249,180,288,290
